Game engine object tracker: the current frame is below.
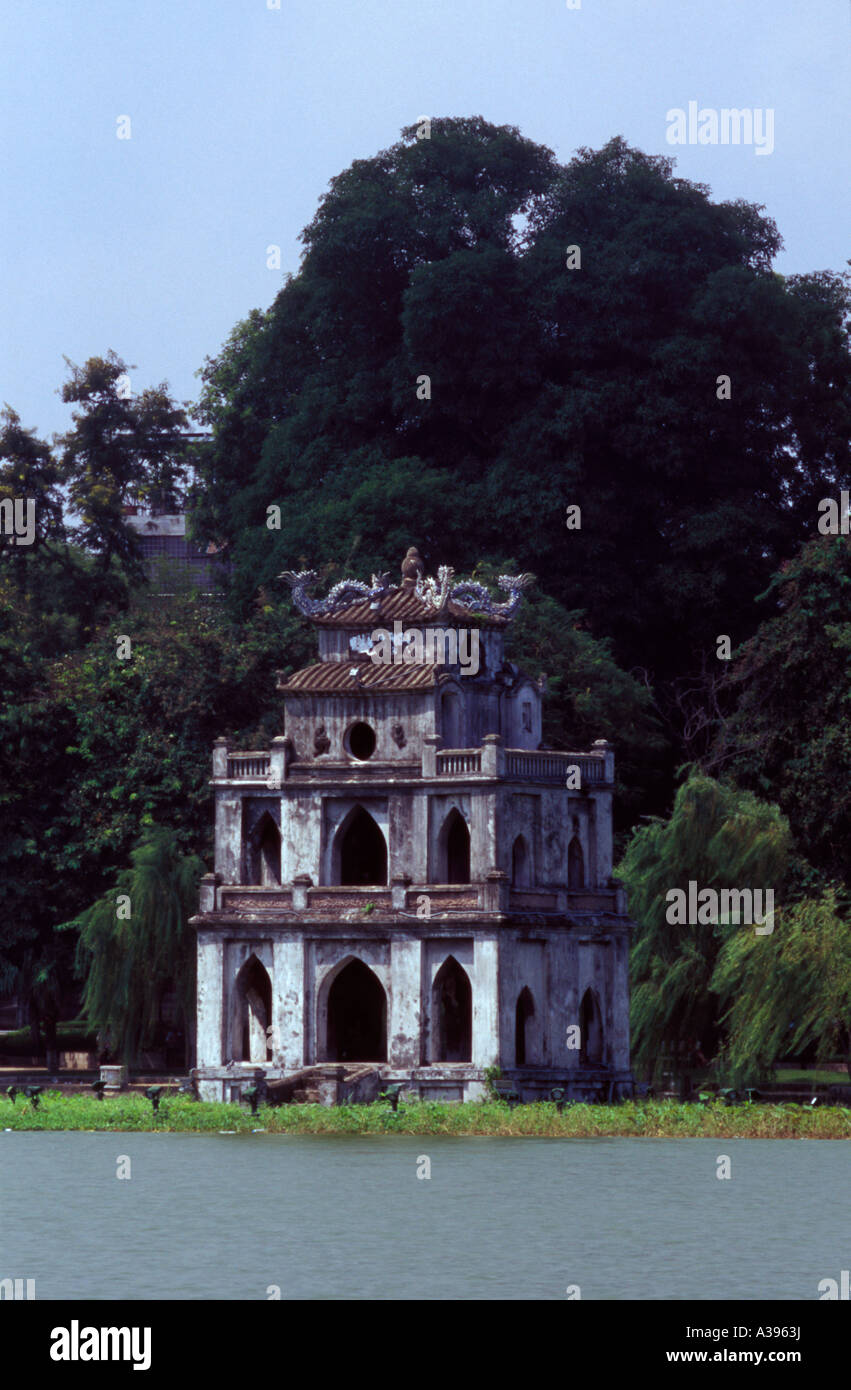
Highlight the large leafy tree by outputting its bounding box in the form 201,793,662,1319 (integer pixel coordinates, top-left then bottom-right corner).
0,407,66,593
194,122,851,704
0,584,311,1056
65,826,205,1067
619,773,791,1082
486,565,670,832
59,351,191,584
713,891,851,1083
712,533,851,889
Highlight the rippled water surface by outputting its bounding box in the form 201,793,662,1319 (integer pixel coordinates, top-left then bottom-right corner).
2,1133,848,1299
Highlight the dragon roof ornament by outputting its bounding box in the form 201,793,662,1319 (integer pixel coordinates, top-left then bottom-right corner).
415,566,535,619
279,569,392,616
279,556,535,621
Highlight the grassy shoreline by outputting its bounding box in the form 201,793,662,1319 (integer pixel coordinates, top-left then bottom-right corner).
3,1093,851,1137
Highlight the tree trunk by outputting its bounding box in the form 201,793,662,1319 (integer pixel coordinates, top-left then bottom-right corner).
43,1014,60,1072
28,1000,41,1060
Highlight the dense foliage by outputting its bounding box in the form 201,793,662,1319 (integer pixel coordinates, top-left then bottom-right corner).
65,826,205,1067
712,534,851,887
619,773,792,1082
2,119,850,1073
194,121,851,698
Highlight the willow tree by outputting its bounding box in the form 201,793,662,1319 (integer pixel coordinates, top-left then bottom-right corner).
618,773,790,1084
66,826,204,1067
712,891,851,1084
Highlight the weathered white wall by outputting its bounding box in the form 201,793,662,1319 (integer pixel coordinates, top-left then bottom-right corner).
284,692,432,764
196,933,224,1066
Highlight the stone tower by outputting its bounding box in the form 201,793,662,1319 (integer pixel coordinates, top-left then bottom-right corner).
191,554,633,1103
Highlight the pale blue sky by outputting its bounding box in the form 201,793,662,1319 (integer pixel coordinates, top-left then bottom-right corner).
2,0,849,439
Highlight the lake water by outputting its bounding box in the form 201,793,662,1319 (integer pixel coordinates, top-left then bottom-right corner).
1,1133,847,1300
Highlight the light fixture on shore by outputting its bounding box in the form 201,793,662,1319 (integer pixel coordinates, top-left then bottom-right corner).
145,1085,163,1116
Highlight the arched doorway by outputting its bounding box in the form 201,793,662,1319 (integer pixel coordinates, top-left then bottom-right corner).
438,809,470,884
515,986,535,1065
579,988,604,1064
250,813,281,886
326,959,387,1061
432,956,472,1062
511,835,531,887
233,955,273,1063
568,836,585,890
336,806,387,885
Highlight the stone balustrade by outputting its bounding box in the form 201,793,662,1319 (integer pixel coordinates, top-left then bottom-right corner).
204,878,620,917
212,735,613,786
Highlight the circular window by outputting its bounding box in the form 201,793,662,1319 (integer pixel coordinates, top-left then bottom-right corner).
347,722,376,760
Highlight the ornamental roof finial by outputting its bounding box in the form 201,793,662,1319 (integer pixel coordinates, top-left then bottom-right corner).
400,546,425,590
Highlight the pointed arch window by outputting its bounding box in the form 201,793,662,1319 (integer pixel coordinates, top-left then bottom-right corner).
511,835,531,887
432,956,472,1062
334,806,387,886
568,836,585,890
579,988,604,1064
515,986,535,1065
438,809,470,884
326,959,387,1062
250,813,281,886
440,690,462,748
233,955,273,1063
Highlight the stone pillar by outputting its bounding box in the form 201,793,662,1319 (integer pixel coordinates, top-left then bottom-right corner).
471,789,494,882
196,933,224,1067
215,791,242,884
292,874,312,910
610,931,631,1070
564,934,580,1073
273,937,305,1070
592,738,615,783
484,869,508,913
212,737,227,779
472,935,499,1067
391,874,411,910
481,732,504,777
592,790,614,885
270,735,288,787
422,733,442,778
389,935,421,1068
546,930,571,1067
198,872,219,912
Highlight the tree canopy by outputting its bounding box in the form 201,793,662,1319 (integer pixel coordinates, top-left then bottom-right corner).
712,533,851,888
618,772,791,1082
65,826,205,1067
194,121,851,702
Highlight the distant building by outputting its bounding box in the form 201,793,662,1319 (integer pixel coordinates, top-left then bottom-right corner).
191,549,634,1104
123,508,228,594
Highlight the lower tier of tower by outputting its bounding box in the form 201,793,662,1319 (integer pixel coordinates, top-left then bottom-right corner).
191,913,632,1102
